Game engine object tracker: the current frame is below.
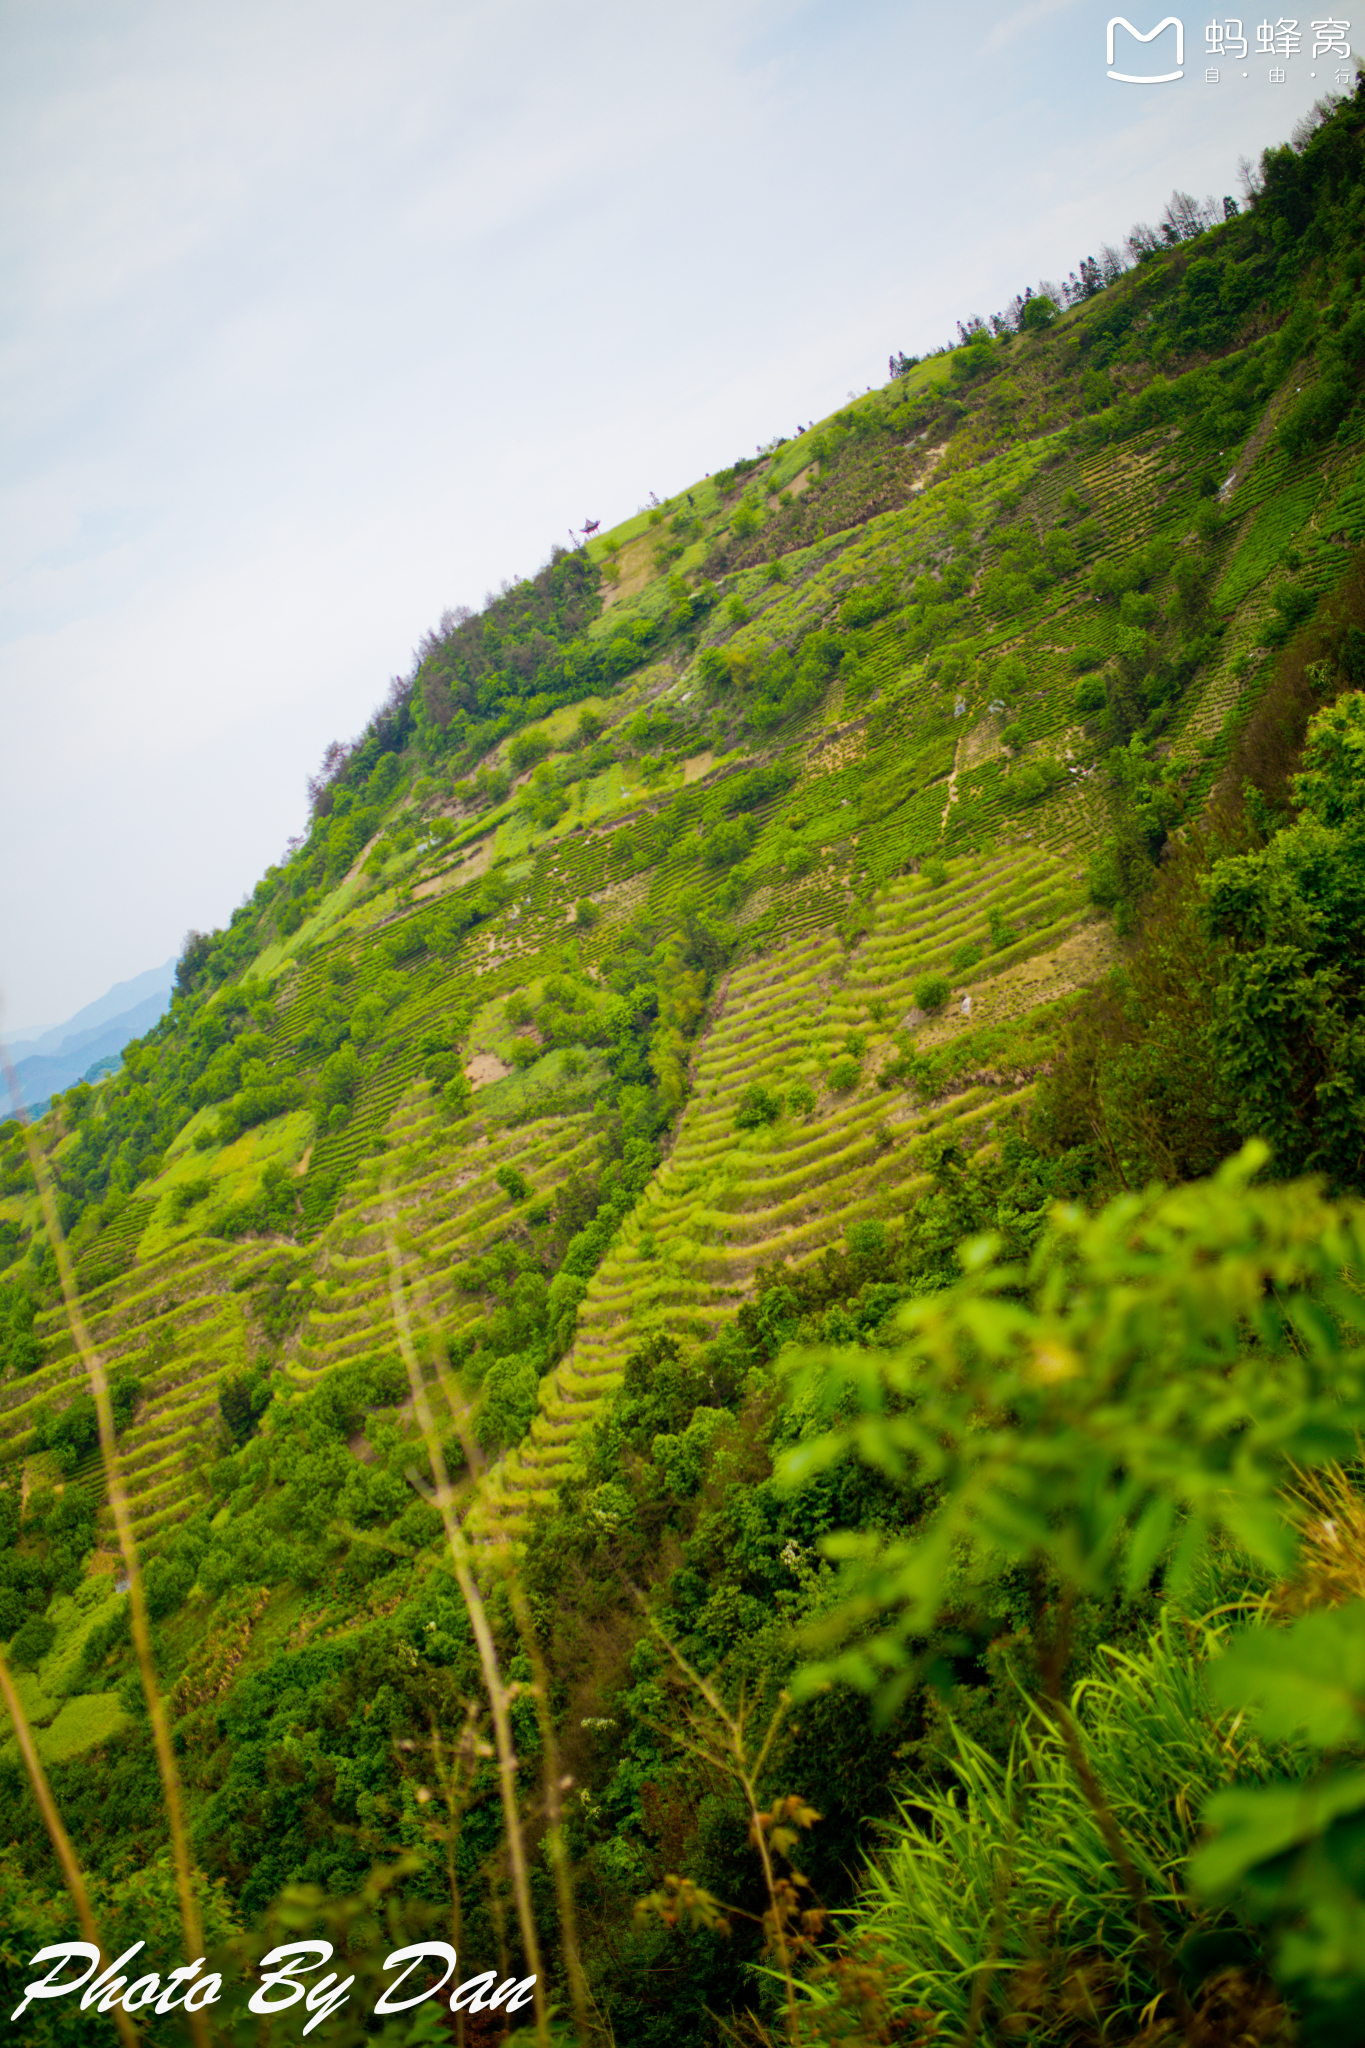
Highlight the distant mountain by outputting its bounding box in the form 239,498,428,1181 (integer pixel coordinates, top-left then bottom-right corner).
4,960,177,1057
0,961,175,1118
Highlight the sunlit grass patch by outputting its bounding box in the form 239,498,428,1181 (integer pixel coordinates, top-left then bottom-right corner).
137,1108,314,1259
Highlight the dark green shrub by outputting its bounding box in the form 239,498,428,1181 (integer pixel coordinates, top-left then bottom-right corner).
846,1218,890,1261
701,817,756,869
922,858,948,887
495,1164,530,1204
827,1054,861,1093
841,582,897,628
317,1042,360,1114
32,1381,141,1473
144,1552,196,1620
1279,374,1353,456
219,1369,271,1447
787,1080,816,1117
0,1289,42,1378
349,992,388,1043
1008,757,1067,807
509,728,553,774
727,762,799,812
476,1350,540,1450
1266,581,1317,644
380,922,426,966
168,1175,212,1224
734,1084,783,1131
697,646,731,690
10,1615,55,1670
914,974,951,1014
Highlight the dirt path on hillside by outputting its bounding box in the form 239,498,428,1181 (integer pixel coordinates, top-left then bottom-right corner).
1219,385,1294,500
939,747,961,834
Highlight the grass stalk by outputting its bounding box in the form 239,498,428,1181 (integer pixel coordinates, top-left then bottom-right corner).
429,1713,472,2048
495,1547,593,2041
382,1201,549,2045
5,1052,211,2048
403,1211,595,2039
957,1802,1016,2048
635,1605,803,2045
1040,1584,1197,2041
0,1644,139,2048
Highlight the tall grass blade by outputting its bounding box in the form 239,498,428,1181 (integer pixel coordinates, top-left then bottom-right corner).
3,1044,211,2048
401,1220,594,2038
383,1199,550,2045
0,1643,140,2048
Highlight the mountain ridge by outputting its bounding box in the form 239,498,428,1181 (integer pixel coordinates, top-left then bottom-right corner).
0,969,176,1121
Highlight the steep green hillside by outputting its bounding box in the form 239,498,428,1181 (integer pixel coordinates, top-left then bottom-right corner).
5,89,1365,2048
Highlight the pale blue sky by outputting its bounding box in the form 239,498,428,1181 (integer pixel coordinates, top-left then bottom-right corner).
0,0,1342,1028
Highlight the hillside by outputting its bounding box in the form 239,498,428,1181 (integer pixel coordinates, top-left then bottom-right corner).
5,90,1365,2047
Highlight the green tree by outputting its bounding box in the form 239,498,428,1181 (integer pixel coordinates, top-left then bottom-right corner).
316,1042,361,1117
9,1614,56,1671
778,1143,1365,1708
735,1084,783,1130
0,1285,42,1378
1205,690,1365,1187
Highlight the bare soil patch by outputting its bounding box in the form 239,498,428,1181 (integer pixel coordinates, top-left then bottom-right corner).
414,839,494,900
910,442,950,492
958,715,1004,773
600,533,656,610
918,921,1119,1048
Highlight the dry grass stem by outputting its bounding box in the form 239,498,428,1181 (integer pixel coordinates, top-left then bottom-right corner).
4,1046,211,2048
1040,1586,1197,2043
383,1200,549,2045
0,1645,140,2048
398,1206,594,2039
1277,1454,1365,1613
633,1604,803,2043
497,1551,593,2040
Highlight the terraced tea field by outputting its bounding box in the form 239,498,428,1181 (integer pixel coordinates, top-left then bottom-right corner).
476,845,1100,1539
